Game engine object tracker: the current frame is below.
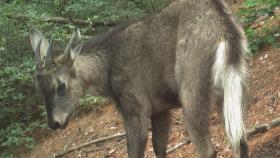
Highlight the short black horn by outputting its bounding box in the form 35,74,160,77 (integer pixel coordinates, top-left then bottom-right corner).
45,37,54,69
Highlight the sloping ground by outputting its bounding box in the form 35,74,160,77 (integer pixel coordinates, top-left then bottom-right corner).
13,47,280,158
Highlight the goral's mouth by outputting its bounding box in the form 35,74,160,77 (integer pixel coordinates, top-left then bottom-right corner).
48,115,70,130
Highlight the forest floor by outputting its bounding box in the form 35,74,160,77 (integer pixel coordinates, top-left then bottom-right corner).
13,48,280,158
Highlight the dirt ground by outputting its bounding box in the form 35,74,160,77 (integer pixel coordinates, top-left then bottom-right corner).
11,46,280,158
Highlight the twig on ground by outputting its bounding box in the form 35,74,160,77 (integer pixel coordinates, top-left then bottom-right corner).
54,117,280,157
54,132,126,158
151,138,191,158
166,138,191,154
107,139,126,156
63,138,80,152
247,117,280,137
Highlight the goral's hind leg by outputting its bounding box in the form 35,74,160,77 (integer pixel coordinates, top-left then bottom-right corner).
178,70,216,158
180,88,216,158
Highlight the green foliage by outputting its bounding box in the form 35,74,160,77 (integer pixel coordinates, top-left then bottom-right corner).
0,121,47,158
0,152,13,158
63,0,145,22
239,0,279,26
238,0,280,53
130,0,170,13
245,25,279,53
0,56,46,154
0,123,34,148
0,58,34,123
79,95,106,110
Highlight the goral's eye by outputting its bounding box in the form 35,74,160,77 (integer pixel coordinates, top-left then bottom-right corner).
57,82,66,96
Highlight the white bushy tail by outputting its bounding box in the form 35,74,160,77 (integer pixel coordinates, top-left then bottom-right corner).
212,41,247,155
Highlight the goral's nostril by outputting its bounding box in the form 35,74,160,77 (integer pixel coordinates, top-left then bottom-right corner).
52,113,69,129
48,120,60,130
53,121,60,128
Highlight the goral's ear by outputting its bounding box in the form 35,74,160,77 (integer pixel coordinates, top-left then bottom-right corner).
67,28,82,60
56,28,82,66
69,29,82,60
29,29,50,58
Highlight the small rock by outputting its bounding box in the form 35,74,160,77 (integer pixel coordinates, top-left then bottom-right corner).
264,54,268,59
110,126,117,130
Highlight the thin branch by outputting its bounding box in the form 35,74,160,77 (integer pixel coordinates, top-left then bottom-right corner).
63,138,80,152
247,117,280,137
107,139,126,156
28,0,50,4
54,132,126,158
166,138,191,154
4,14,118,27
